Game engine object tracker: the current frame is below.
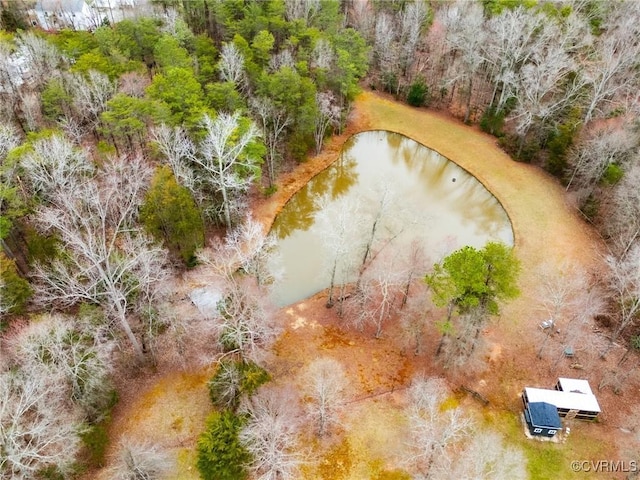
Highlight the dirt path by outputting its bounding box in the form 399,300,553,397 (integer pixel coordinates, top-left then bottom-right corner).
96,92,619,479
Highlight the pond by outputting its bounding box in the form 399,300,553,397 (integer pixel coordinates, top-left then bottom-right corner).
269,130,513,306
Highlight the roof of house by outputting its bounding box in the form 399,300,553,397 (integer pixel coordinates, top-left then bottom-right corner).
36,0,86,13
527,401,562,429
524,387,601,413
557,377,593,395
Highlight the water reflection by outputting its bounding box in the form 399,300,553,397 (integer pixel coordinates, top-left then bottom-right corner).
270,152,358,239
270,131,513,306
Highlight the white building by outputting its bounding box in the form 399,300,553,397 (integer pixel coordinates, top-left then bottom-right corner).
27,0,151,31
522,378,601,421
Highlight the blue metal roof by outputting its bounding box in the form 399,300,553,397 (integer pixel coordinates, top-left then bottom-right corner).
528,401,562,429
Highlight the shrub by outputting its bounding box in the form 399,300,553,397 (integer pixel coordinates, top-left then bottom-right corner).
601,163,624,185
140,166,204,266
35,466,65,480
196,411,250,480
479,106,506,136
580,194,599,221
208,360,270,411
0,251,32,322
546,107,582,178
406,78,430,107
79,423,110,468
41,79,72,122
382,71,399,95
25,226,59,266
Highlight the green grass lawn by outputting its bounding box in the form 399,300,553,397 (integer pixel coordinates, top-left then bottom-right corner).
483,410,607,479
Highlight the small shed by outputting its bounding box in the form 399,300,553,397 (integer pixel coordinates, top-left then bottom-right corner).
524,401,562,437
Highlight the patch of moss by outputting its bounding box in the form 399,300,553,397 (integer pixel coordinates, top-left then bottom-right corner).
369,459,412,480
175,448,201,480
439,395,460,412
316,439,353,480
79,423,110,468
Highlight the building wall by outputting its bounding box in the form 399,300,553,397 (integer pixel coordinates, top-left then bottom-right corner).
27,0,153,31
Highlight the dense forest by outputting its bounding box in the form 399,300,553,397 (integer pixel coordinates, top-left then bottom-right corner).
1,1,640,479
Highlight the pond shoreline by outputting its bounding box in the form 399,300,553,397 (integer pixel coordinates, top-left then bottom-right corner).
269,129,514,306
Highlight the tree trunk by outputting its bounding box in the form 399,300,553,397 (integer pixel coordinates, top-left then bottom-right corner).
464,77,473,124
537,328,553,359
114,301,145,361
414,332,422,356
401,274,411,308
326,256,338,308
221,179,231,227
435,333,446,357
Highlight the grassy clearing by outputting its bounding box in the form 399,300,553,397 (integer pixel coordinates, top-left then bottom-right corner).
173,448,201,479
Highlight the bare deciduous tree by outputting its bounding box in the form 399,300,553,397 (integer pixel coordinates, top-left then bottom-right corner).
405,377,473,478
29,155,169,361
118,71,150,98
0,368,82,479
311,39,334,71
10,314,115,422
195,112,262,226
268,48,296,72
107,440,173,480
19,91,41,131
602,159,640,258
508,42,583,147
215,277,280,364
250,96,291,186
434,431,527,480
360,185,397,272
484,7,545,112
0,43,22,125
373,12,400,83
565,121,637,195
218,42,246,88
150,123,197,194
0,277,10,319
581,2,640,123
198,214,281,287
20,133,93,198
0,123,19,161
401,285,432,356
15,31,64,90
535,261,592,359
347,257,403,338
304,357,348,436
348,0,376,42
240,385,303,480
313,91,341,155
225,215,280,286
441,1,487,123
66,70,116,135
399,1,429,77
601,244,640,358
0,122,20,242
315,195,363,308
285,0,320,25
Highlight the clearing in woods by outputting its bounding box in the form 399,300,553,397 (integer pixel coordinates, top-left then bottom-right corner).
93,92,627,480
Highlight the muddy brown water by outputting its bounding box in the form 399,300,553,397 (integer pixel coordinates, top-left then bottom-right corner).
269,131,513,306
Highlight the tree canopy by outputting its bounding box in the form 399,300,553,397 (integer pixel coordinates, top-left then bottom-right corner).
427,242,520,317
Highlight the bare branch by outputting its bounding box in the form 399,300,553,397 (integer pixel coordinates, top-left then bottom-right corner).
303,357,348,436
240,385,304,480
